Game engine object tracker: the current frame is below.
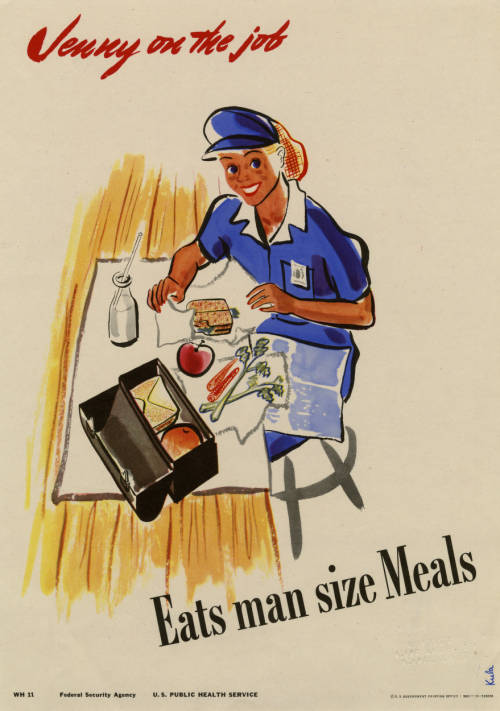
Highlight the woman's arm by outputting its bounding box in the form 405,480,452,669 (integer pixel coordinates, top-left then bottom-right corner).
147,241,208,312
246,283,375,328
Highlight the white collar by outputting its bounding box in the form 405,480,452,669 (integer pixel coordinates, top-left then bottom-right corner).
230,178,306,245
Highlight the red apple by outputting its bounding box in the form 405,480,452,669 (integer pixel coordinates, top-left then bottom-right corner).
177,340,215,377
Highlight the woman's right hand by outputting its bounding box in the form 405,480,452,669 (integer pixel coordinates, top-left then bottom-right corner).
147,241,207,312
147,276,185,313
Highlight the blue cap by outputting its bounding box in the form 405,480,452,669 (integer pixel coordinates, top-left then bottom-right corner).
202,107,279,160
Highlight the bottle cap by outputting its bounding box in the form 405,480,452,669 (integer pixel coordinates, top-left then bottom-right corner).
113,272,132,288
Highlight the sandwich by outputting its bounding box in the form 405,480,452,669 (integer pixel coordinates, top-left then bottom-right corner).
130,376,178,432
187,298,233,336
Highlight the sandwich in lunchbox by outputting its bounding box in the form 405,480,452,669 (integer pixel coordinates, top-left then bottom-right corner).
187,298,234,336
130,376,178,432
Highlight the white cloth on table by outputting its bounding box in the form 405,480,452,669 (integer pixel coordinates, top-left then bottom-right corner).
55,258,348,505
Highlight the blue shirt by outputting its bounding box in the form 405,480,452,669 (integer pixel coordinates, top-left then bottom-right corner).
197,180,370,398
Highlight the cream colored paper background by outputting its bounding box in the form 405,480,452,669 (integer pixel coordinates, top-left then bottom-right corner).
2,0,499,709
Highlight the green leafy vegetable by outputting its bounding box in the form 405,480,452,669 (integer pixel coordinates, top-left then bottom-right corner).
199,338,284,422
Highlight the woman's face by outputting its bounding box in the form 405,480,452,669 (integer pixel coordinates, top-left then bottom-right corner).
218,148,283,206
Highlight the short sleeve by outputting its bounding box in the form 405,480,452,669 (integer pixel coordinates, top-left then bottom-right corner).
311,207,370,301
329,233,370,301
197,197,231,263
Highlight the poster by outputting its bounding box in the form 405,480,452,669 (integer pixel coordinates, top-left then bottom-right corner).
2,0,499,708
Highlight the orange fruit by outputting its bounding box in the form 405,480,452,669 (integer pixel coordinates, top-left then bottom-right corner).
161,424,202,460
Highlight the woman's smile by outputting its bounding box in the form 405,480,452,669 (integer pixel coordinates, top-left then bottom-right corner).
241,182,261,196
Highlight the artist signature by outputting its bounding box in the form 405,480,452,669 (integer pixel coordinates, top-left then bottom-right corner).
484,665,495,686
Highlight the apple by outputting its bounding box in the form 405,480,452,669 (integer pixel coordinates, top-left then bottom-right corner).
177,340,215,377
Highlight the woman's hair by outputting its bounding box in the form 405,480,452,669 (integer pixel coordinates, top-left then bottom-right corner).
264,121,308,181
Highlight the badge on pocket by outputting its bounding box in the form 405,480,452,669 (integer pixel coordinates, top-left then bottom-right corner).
290,260,309,288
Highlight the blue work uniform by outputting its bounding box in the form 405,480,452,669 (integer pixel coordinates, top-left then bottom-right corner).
197,179,371,459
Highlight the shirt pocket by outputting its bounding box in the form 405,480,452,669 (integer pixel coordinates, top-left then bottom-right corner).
280,260,315,299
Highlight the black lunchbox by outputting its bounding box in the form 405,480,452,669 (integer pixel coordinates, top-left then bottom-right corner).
79,358,218,521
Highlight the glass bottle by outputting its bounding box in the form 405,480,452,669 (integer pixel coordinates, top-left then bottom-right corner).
108,272,139,347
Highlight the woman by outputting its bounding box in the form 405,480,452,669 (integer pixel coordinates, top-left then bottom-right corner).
148,107,374,461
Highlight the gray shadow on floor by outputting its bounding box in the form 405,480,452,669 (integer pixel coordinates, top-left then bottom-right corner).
272,427,364,559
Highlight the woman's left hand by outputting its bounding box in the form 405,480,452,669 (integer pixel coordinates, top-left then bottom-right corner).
246,283,295,314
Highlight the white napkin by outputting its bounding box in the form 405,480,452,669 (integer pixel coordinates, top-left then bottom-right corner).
175,334,288,444
155,259,265,347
